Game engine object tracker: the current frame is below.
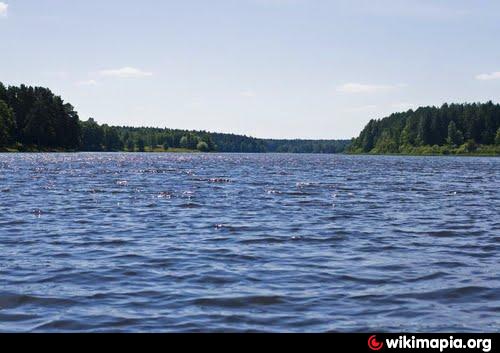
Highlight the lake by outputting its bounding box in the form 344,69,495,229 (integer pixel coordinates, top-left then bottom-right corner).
0,153,498,332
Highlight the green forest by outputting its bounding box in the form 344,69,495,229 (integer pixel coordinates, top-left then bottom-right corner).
0,82,348,153
2,82,500,155
349,102,500,155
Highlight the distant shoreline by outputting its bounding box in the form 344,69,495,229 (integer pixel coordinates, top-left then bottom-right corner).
2,84,499,156
347,152,500,157
348,102,500,156
1,147,498,157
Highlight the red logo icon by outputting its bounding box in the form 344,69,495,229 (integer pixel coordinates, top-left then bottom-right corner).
368,335,384,351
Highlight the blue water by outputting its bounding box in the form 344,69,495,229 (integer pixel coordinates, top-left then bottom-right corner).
0,153,498,332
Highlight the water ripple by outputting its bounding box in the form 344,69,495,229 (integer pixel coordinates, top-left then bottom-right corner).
0,153,498,332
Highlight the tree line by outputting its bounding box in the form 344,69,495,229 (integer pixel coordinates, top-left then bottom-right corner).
349,102,500,154
0,83,81,150
0,82,349,153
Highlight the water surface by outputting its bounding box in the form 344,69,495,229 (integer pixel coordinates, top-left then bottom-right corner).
0,153,498,332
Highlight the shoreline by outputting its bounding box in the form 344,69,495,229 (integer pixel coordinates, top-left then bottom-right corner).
1,149,499,157
346,152,500,157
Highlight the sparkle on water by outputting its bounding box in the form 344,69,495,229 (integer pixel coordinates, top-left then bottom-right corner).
0,153,498,332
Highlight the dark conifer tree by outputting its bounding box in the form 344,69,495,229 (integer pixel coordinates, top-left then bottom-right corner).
0,100,15,147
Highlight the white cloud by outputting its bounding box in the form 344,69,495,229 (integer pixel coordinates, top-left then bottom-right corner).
475,71,500,81
336,83,405,94
99,67,153,78
77,79,98,86
0,2,8,17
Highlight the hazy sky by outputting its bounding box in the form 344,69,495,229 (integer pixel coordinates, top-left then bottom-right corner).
1,0,499,139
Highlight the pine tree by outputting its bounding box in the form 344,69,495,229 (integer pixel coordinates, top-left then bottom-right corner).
446,121,464,146
137,138,145,152
81,118,104,151
416,114,432,146
0,100,15,147
126,139,135,151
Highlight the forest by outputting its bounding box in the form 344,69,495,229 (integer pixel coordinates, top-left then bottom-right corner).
2,82,500,155
349,102,500,155
0,82,348,153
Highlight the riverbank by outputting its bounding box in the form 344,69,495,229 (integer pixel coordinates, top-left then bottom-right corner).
349,144,500,156
0,145,199,153
2,147,498,156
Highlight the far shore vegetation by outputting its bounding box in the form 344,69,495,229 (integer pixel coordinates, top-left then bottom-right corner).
1,82,499,155
0,82,348,154
349,102,500,156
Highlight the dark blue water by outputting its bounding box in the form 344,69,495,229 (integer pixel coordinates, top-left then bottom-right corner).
0,153,498,332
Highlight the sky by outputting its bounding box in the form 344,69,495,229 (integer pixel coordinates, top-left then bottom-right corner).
0,0,499,139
